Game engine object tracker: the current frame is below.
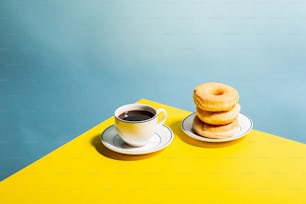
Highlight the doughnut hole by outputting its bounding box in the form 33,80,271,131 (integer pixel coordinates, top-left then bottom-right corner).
212,89,225,96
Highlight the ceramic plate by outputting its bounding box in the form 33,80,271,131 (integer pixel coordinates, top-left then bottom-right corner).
101,125,173,155
181,113,253,143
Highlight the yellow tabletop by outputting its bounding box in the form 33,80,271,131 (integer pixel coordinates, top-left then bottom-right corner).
1,99,305,204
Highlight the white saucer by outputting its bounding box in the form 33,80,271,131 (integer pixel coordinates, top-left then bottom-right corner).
181,113,253,143
101,125,173,155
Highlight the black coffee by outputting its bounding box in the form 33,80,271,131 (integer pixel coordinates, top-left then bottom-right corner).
118,110,154,121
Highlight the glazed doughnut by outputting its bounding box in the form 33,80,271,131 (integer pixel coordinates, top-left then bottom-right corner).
196,103,241,125
192,116,240,139
193,82,239,112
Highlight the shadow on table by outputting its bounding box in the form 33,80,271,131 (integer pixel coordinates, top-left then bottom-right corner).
91,117,245,160
91,134,160,161
170,120,245,148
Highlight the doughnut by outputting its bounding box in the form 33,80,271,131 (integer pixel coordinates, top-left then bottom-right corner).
196,103,241,125
193,82,239,112
192,116,240,139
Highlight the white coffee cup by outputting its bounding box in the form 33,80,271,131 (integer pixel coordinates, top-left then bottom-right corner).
114,104,167,146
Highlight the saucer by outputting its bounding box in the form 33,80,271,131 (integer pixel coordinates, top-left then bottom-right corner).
181,113,253,143
101,125,173,155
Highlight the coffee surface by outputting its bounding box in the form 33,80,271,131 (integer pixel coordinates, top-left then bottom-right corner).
119,110,154,121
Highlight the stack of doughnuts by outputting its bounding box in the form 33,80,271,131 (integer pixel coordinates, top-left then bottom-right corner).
192,82,241,139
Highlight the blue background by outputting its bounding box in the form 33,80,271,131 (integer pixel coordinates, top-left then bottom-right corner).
1,0,306,180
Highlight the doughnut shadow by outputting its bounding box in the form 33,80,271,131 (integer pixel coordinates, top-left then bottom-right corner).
170,120,244,148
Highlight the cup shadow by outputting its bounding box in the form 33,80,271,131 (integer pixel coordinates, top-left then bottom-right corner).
91,131,160,161
171,119,245,148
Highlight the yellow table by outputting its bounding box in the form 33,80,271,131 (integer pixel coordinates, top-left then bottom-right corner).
1,99,305,204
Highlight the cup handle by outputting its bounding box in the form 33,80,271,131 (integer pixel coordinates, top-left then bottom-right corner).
156,108,167,126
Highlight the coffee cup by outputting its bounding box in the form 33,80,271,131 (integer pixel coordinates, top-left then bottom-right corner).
114,104,167,146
